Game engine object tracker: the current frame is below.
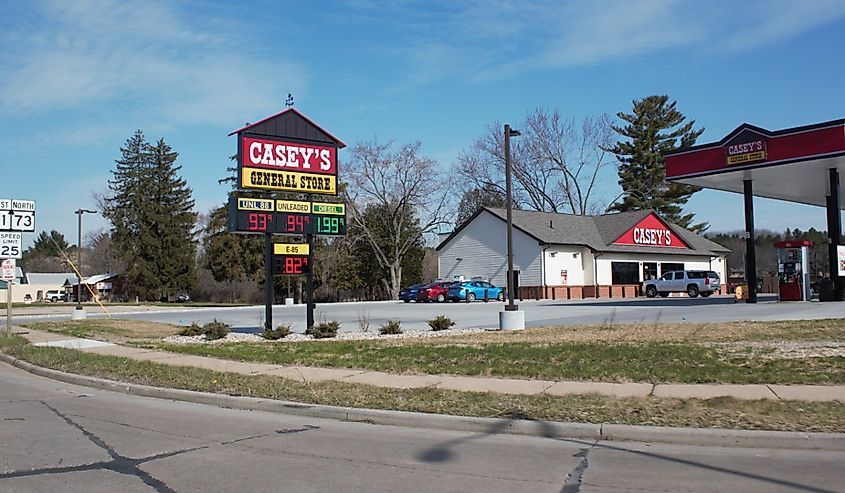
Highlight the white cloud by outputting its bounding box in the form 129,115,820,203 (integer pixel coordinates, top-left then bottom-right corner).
0,0,307,129
377,0,845,84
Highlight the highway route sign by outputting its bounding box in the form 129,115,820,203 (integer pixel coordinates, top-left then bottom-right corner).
0,199,36,233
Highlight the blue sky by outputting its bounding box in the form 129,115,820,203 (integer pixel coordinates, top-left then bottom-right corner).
2,0,844,247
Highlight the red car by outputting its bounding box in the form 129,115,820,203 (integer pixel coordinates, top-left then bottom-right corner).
416,282,455,302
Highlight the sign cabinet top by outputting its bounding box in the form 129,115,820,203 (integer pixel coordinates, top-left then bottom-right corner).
229,107,346,148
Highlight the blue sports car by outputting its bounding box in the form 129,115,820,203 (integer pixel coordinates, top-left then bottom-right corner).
447,281,505,302
399,283,430,303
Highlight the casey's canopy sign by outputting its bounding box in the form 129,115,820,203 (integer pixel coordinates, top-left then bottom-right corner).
612,213,688,249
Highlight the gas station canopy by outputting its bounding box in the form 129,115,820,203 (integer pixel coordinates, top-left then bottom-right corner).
665,119,845,208
665,118,845,303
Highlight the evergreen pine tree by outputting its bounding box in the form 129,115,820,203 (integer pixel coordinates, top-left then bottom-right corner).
103,130,150,297
147,138,198,299
609,95,707,232
103,132,197,300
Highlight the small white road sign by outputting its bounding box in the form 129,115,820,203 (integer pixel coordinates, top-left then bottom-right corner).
1,259,16,281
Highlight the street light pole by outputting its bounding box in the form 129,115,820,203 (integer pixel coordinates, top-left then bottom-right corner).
74,209,96,317
499,124,524,331
504,124,520,311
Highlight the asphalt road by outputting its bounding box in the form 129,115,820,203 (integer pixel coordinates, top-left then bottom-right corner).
8,294,845,333
1,363,843,493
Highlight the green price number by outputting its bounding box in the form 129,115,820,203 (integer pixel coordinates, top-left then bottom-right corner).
316,216,345,234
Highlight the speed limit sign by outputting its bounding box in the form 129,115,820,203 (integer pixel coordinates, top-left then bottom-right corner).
0,232,22,259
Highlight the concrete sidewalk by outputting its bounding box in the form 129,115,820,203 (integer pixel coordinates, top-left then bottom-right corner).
14,327,845,402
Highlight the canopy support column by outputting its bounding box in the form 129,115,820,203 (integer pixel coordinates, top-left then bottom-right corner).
827,168,844,301
743,179,758,303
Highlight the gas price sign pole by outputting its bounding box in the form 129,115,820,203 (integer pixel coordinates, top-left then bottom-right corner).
228,108,346,332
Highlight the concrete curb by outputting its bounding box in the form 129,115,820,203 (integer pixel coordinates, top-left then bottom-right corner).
1,350,843,451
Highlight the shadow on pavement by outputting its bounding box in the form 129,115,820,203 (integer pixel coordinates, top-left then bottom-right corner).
417,415,837,493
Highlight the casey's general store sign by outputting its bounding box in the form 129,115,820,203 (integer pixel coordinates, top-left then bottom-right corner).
239,136,338,195
726,139,767,166
612,213,688,248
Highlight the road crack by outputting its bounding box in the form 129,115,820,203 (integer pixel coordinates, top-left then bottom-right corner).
561,443,595,493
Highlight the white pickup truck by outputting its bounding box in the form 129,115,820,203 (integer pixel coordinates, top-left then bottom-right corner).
642,270,721,298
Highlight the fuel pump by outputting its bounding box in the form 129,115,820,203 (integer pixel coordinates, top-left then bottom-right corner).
774,240,812,301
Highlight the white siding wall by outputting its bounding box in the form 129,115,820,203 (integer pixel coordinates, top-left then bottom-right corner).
595,253,728,285
438,211,543,286
543,246,592,285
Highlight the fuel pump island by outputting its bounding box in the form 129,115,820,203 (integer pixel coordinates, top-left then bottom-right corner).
774,240,812,302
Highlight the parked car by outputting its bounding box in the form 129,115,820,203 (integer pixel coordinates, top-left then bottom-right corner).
642,270,720,298
416,282,456,303
175,293,191,303
44,290,66,302
447,281,506,302
399,283,429,303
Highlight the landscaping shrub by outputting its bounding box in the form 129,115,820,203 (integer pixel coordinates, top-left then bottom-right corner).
379,319,402,335
428,315,455,331
178,323,204,337
306,321,340,339
260,323,292,340
203,320,231,341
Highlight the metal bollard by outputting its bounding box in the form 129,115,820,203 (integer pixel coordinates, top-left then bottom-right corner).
484,289,488,302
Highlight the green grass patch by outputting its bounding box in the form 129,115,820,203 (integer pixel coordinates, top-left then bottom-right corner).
142,339,845,385
2,342,842,433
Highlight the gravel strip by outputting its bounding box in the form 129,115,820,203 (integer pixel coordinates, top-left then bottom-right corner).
164,327,493,345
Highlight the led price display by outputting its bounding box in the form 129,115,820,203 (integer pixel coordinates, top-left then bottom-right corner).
230,211,345,235
273,255,310,275
227,196,346,236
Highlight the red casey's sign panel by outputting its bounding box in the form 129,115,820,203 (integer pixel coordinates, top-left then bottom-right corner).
613,214,688,249
241,136,336,174
239,136,338,195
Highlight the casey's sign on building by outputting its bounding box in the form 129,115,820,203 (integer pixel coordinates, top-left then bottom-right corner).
612,213,688,249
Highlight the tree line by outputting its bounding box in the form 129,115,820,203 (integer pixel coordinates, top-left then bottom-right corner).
22,95,751,301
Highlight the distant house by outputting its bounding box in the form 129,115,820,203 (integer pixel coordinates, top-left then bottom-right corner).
66,273,120,302
1,271,74,302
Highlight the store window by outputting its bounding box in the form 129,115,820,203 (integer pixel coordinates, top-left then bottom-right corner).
611,262,640,284
660,262,684,275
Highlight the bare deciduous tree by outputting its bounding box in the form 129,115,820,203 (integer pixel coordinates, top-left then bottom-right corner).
525,110,614,215
344,139,452,299
454,124,562,213
454,108,615,216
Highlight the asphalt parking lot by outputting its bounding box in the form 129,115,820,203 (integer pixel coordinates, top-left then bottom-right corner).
9,294,845,333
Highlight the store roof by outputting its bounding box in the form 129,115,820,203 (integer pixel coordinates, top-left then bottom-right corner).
437,208,730,256
67,273,118,286
25,272,76,285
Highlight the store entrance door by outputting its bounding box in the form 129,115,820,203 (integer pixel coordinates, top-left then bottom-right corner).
643,263,658,282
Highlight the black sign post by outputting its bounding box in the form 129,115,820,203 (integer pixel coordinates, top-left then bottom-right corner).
263,232,273,330
306,233,315,330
